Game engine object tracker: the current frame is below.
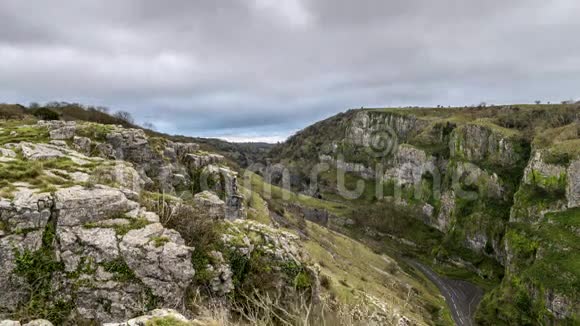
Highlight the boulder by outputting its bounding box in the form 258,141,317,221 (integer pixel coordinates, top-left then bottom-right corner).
57,226,120,272
17,142,66,161
72,136,92,155
102,309,215,326
54,186,138,226
37,120,76,141
0,148,16,158
119,223,195,306
90,163,145,193
49,125,76,140
171,142,200,160
1,188,53,231
194,191,225,219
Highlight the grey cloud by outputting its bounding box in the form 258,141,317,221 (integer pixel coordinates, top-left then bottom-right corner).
0,0,579,141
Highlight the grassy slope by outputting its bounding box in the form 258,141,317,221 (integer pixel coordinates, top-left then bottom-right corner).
243,172,454,325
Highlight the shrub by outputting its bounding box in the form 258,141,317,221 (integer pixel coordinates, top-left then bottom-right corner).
32,107,60,120
0,104,27,119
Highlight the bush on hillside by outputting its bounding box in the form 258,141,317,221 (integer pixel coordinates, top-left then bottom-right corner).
31,107,60,120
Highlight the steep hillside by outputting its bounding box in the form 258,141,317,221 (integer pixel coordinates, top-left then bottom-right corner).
0,112,449,325
265,104,580,325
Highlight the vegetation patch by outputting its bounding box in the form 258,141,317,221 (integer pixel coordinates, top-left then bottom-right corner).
145,316,191,326
12,216,73,324
112,217,150,236
101,258,137,282
151,236,170,248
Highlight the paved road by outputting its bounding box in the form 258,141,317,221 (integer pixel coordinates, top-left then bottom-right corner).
407,260,483,326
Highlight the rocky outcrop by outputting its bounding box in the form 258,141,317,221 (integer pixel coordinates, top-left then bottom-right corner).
434,191,455,232
90,163,146,193
206,251,234,296
120,223,195,306
0,185,196,323
450,124,524,167
38,120,77,140
193,191,225,219
6,142,93,165
567,159,580,207
103,308,216,326
510,150,570,223
346,111,425,145
72,136,92,155
54,185,137,226
383,145,437,187
184,152,224,170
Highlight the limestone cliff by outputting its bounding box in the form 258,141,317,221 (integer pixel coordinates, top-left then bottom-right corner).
267,105,580,324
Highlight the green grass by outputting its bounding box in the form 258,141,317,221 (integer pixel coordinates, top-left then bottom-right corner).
151,236,170,248
112,218,150,236
145,316,191,326
0,158,81,195
12,214,73,324
241,186,271,225
243,171,350,217
0,123,49,145
75,122,116,142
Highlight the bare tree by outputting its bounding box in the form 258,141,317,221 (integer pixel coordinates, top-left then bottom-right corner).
142,122,156,130
114,110,134,124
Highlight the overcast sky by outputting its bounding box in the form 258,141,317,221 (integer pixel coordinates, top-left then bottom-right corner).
1,1,579,142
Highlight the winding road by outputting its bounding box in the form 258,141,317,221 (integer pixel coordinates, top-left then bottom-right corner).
407,260,483,326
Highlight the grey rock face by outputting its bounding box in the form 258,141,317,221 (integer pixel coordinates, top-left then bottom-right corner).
383,145,436,187
454,161,504,199
567,159,580,208
544,290,576,320
0,232,44,311
17,142,66,160
171,142,200,160
119,223,194,306
58,226,120,272
106,129,151,163
523,151,566,186
0,148,16,158
54,186,137,227
435,191,455,232
90,163,145,193
2,188,53,231
72,136,92,155
49,125,76,140
207,251,234,296
184,152,224,170
37,120,77,140
346,111,423,145
194,191,225,219
450,124,522,167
